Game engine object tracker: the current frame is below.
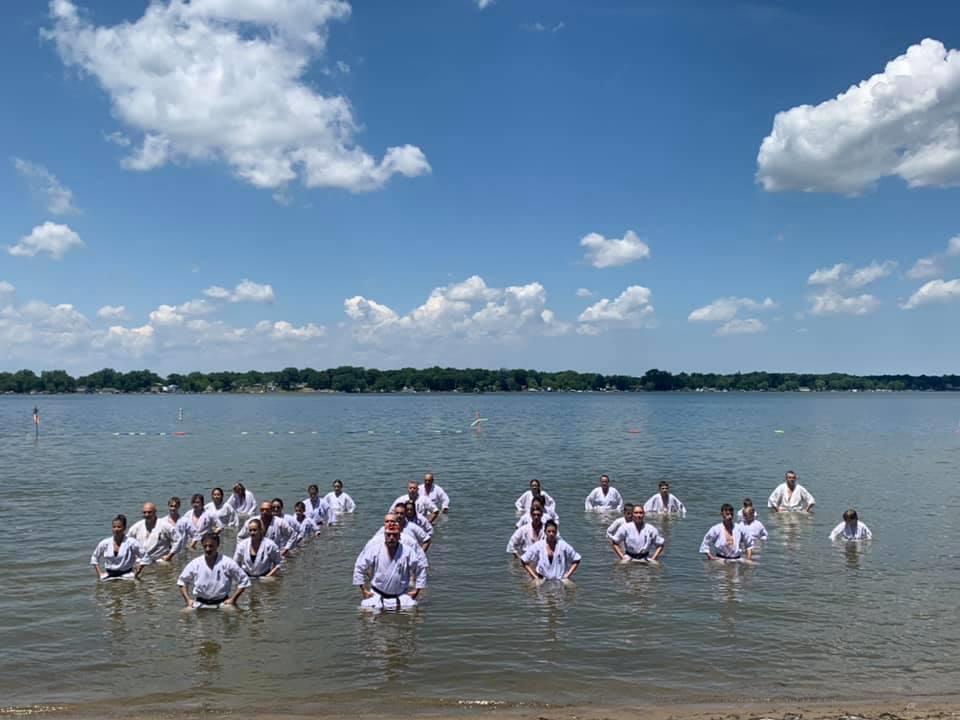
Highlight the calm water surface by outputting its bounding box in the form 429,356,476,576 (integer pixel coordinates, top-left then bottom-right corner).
1,393,959,715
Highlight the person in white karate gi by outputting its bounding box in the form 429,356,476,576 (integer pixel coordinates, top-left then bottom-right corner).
233,519,283,578
178,533,250,608
205,487,238,529
610,506,665,563
420,473,450,514
226,483,257,518
507,507,546,559
391,480,440,524
736,504,768,543
177,494,223,551
323,479,356,515
127,502,180,564
700,504,754,562
768,470,815,513
391,503,431,551
517,497,558,528
287,501,320,546
353,520,427,610
829,509,873,541
304,484,337,526
606,503,634,540
584,474,624,512
515,478,556,515
401,500,434,540
643,481,686,516
91,514,148,580
237,502,297,556
520,520,580,582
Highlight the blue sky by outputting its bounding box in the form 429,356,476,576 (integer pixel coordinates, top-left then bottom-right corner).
2,0,959,375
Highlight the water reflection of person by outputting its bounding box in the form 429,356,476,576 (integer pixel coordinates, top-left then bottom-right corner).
356,609,423,681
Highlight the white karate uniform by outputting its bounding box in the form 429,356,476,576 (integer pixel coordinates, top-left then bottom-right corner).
506,525,545,556
700,522,754,559
304,496,337,525
420,483,450,512
323,491,356,514
515,490,556,514
520,538,581,580
643,493,686,515
367,529,430,565
767,482,815,511
390,494,438,518
177,511,223,546
584,486,624,511
404,512,434,538
829,521,872,541
177,554,250,604
237,516,297,552
226,490,258,516
736,518,768,542
127,519,180,563
205,501,239,529
91,536,148,576
286,513,319,544
612,522,665,559
233,537,283,577
606,516,628,540
353,539,427,606
516,507,559,528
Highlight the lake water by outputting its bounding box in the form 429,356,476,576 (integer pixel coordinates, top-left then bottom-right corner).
1,392,959,716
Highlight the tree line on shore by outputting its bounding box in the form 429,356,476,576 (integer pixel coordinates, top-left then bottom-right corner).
1,367,958,394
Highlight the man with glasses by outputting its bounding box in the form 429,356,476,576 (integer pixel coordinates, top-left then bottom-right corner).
178,533,250,609
768,471,815,513
127,502,180,564
353,517,427,611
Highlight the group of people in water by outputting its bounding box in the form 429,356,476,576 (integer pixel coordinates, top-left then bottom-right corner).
90,468,872,610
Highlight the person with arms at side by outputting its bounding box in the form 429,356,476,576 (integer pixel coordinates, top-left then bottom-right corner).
768,470,815,513
287,501,320,545
233,519,283,578
420,473,450,514
515,478,556,515
391,480,439,524
700,504,754,562
520,520,580,583
829,509,872,541
205,487,238,529
91,514,148,581
127,502,179,564
736,504,768,543
401,500,434,540
323,479,356,515
177,493,223,551
606,503,634,540
237,501,297,557
304,484,337,526
507,506,546,559
517,497,558,528
611,506,665,563
643,481,686,516
369,510,432,559
178,532,250,608
584,474,624,512
225,483,257,519
353,520,427,611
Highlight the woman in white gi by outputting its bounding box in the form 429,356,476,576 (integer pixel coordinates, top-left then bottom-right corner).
178,532,250,608
517,497,558,528
233,519,283,578
177,494,223,551
286,501,320,546
520,520,580,582
353,521,427,610
610,506,665,563
829,509,873,541
515,478,556,515
643,481,686,516
584,474,624,512
205,487,238,529
226,483,257,518
420,473,450,514
91,514,148,581
507,507,546,559
606,503,634,540
401,500,434,539
323,479,356,514
700,504,754,562
127,502,180,563
304,484,337,526
768,470,815,513
736,505,768,542
237,502,297,556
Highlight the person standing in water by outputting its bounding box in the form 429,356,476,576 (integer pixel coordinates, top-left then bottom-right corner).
91,515,148,580
768,471,815,513
178,533,250,608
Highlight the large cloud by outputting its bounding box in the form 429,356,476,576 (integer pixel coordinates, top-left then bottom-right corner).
344,275,568,343
901,278,960,309
46,0,430,193
757,39,960,194
580,230,651,269
204,279,276,303
688,296,775,337
809,289,879,316
576,285,654,335
8,222,84,259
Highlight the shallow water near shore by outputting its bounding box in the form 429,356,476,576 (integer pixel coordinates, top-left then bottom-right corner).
2,392,959,715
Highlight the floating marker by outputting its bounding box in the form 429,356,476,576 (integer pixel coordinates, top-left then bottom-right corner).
628,429,641,434
288,431,296,435
311,431,318,435
268,431,275,435
113,432,120,436
241,431,248,435
173,431,187,436
774,429,785,434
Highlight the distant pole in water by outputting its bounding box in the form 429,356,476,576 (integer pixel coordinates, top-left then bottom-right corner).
470,410,487,430
178,407,184,422
32,405,40,436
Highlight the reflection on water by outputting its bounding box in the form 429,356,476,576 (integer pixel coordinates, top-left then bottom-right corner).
355,609,423,682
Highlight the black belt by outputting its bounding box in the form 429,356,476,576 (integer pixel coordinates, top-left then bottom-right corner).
197,594,229,605
106,568,132,578
715,553,741,560
626,550,649,560
372,585,401,600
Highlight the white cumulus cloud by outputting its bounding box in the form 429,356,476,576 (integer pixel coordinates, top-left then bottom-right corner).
575,288,594,298
688,296,776,323
255,320,325,340
809,289,880,316
8,222,84,259
46,0,430,193
901,278,960,309
577,285,654,334
908,234,960,279
716,318,766,336
807,260,896,288
580,230,651,269
204,279,276,303
12,158,78,215
758,38,960,194
96,304,127,320
0,281,14,299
